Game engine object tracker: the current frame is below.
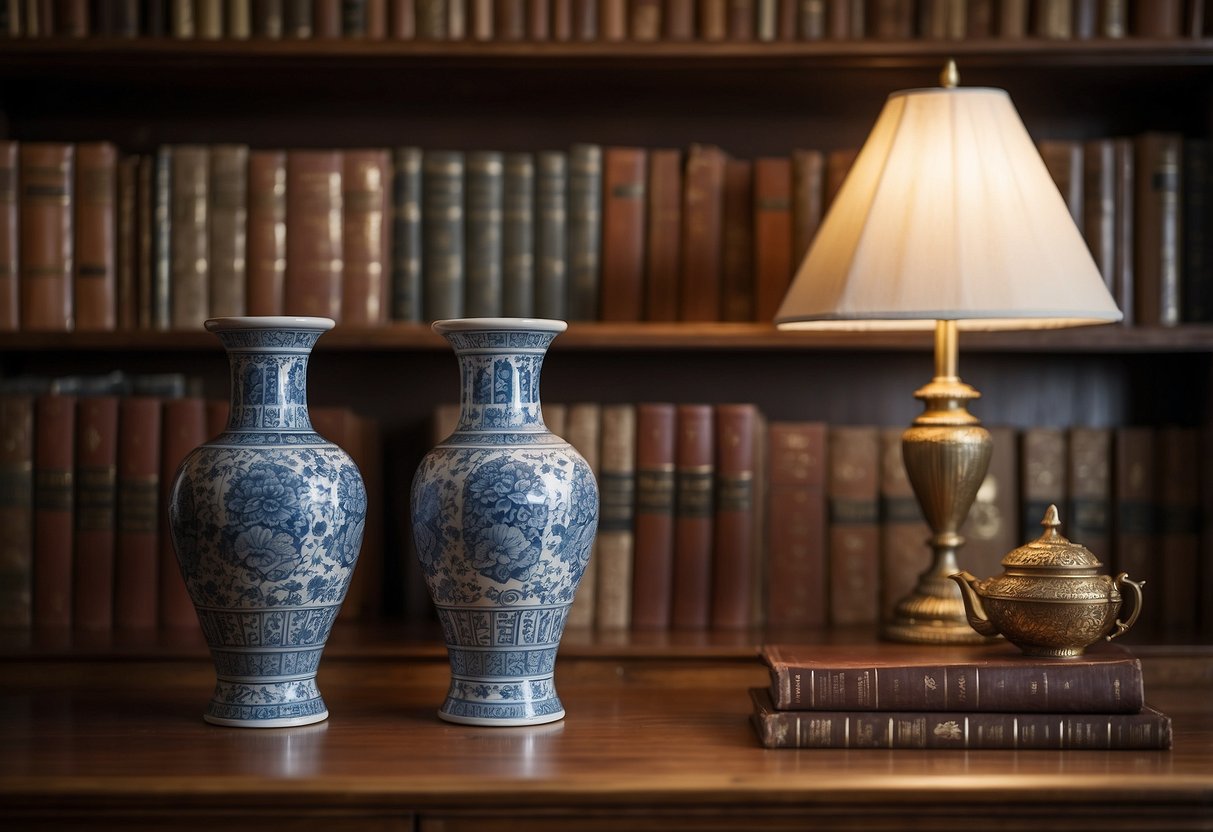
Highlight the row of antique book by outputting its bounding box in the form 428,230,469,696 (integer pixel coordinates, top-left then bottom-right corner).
2,0,1206,43
0,376,383,632
418,402,1209,643
2,131,1204,332
751,640,1173,749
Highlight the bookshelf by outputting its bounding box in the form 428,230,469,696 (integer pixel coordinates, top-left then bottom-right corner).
1,33,1212,643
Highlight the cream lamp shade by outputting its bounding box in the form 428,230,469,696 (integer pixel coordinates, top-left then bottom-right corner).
775,85,1123,330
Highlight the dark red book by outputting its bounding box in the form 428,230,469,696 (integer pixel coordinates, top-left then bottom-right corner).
247,150,288,317
33,394,76,629
765,421,827,630
0,394,34,628
671,404,714,630
74,142,118,332
495,0,526,38
600,147,648,322
791,148,824,275
0,141,16,331
72,396,119,631
720,158,754,323
710,403,756,629
159,398,205,631
285,150,344,320
342,149,391,326
753,156,793,322
1132,0,1181,36
116,155,138,331
679,144,725,322
1112,427,1157,639
113,397,162,631
20,143,74,332
665,0,694,37
827,425,879,627
644,148,682,322
631,403,677,629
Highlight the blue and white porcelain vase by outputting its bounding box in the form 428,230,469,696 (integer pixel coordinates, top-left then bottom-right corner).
411,318,599,726
168,317,366,728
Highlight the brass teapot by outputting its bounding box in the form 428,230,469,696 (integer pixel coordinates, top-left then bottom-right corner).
950,505,1143,658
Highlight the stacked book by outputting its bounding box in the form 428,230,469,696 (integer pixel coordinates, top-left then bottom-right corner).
751,641,1173,750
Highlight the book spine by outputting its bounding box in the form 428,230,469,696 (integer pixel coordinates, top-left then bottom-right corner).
596,403,636,630
253,0,285,35
285,149,344,320
958,425,1018,581
422,150,465,321
728,0,754,39
469,0,491,39
159,398,205,630
416,0,446,36
644,148,682,322
1134,133,1182,327
464,151,505,318
391,0,416,37
966,0,993,36
878,425,928,624
391,147,424,321
790,148,824,277
825,148,857,206
567,144,602,321
827,425,879,627
33,393,76,628
152,148,172,331
799,0,826,37
197,0,225,36
599,0,625,38
1020,427,1067,543
228,0,253,36
72,395,119,631
665,0,693,37
1113,137,1135,326
1083,138,1116,295
552,0,573,38
136,155,154,329
1073,0,1096,37
753,156,793,322
1032,0,1072,37
116,155,138,331
631,402,676,629
495,0,525,38
1066,426,1112,567
1158,427,1200,641
874,0,914,38
719,157,753,323
0,394,34,628
630,0,659,38
1131,0,1181,36
1112,426,1157,638
114,396,162,631
74,142,117,332
600,147,648,322
528,0,549,37
341,148,391,326
1182,139,1212,323
56,0,88,34
19,143,74,332
502,152,535,318
564,402,601,629
1037,140,1083,228
339,0,365,34
679,144,725,322
208,144,249,319
0,141,16,331
246,149,288,317
765,421,827,629
284,0,312,35
170,145,210,330
710,403,756,629
827,0,862,38
700,0,726,38
534,151,568,320
671,403,714,629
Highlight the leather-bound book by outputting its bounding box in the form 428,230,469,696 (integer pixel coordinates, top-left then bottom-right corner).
827,0,863,37
1083,138,1116,293
791,148,824,268
1112,426,1156,639
159,398,205,631
679,144,725,322
208,144,249,318
1100,0,1127,36
56,0,88,34
644,149,682,322
465,151,504,318
776,0,796,38
671,404,714,630
422,150,465,321
246,149,287,317
1038,140,1083,228
571,0,597,38
799,0,826,37
170,145,210,329
700,0,726,39
666,0,693,37
0,394,34,628
958,425,1018,582
728,0,754,39
73,395,119,631
151,148,172,331
564,403,601,629
502,152,535,318
600,147,648,323
449,0,467,38
534,150,568,319
283,0,313,35
599,0,625,38
827,425,879,627
528,0,549,37
552,0,573,38
391,147,423,321
766,421,827,630
495,0,526,38
965,0,993,36
720,157,753,323
33,393,76,629
228,0,253,37
753,156,793,323
1158,427,1199,641
342,148,391,326
871,0,914,38
710,403,756,629
631,402,676,629
196,0,224,36
136,155,154,329
253,0,285,36
415,0,447,37
342,0,388,35
1032,0,1072,37
469,0,491,39
391,0,417,37
1113,137,1135,325
0,141,16,331
1073,0,1096,37
877,426,928,625
1067,426,1112,565
116,155,138,331
20,143,74,332
1132,0,1181,36
998,0,1027,35
1134,132,1182,327
568,144,603,321
631,0,660,38
285,150,344,320
74,142,117,332
114,396,162,631
756,0,776,41
596,404,636,630
1020,427,1067,544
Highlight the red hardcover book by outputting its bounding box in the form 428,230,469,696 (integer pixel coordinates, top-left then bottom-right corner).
827,425,879,627
113,397,162,631
665,0,693,37
766,421,827,630
315,0,341,36
728,0,754,38
159,398,206,631
116,155,138,331
392,0,417,36
599,0,625,38
710,403,756,629
671,404,714,630
679,144,725,322
0,394,34,628
528,0,550,37
285,150,344,320
247,150,288,317
0,141,17,331
720,158,754,322
753,156,793,322
600,147,648,322
33,394,76,629
72,396,119,631
631,403,677,629
700,0,726,38
73,142,118,332
20,143,74,332
342,149,391,326
644,148,682,322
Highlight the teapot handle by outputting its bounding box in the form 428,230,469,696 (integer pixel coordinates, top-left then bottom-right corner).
1106,573,1144,642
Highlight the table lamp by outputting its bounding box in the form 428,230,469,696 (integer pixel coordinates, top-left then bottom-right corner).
775,62,1123,644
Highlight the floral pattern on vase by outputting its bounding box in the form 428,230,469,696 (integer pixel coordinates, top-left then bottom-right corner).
168,316,366,728
411,318,599,726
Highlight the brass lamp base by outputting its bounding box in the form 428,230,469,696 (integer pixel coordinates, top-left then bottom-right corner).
881,320,998,645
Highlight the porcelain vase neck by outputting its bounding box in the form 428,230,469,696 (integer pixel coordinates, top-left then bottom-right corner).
440,325,561,433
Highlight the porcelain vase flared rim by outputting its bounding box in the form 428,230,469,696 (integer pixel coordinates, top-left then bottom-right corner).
205,316,337,333
432,317,568,335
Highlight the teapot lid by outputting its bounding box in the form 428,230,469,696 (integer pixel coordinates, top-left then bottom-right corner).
1000,505,1104,569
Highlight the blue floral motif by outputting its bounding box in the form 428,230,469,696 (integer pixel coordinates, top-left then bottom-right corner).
226,462,307,532
235,526,300,582
463,458,547,584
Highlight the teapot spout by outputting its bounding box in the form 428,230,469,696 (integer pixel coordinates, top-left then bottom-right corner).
949,571,999,638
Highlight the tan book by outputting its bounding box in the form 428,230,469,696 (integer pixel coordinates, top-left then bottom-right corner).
342,149,391,326
170,145,210,330
565,403,602,629
209,144,249,318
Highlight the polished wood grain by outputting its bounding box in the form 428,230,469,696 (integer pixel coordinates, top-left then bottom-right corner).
2,649,1210,830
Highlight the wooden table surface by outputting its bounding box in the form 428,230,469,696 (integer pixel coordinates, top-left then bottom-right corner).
2,649,1211,831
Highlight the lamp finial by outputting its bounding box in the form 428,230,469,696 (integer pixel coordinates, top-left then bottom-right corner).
941,59,959,89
